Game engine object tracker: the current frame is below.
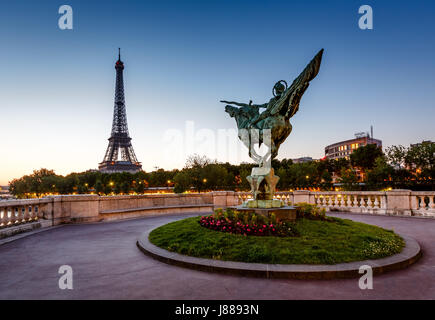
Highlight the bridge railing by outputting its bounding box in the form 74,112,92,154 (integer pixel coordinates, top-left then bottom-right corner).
312,191,386,212
410,191,435,216
0,199,50,229
233,190,435,217
0,190,434,233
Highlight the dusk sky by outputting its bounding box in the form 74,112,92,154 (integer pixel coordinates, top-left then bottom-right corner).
1,0,434,185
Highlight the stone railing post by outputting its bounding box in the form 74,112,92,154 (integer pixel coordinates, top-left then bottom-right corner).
293,190,310,204
386,190,412,216
308,191,316,204
48,195,99,225
211,191,238,208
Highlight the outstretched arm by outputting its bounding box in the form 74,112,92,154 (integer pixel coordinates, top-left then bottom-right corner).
220,100,249,108
220,100,267,108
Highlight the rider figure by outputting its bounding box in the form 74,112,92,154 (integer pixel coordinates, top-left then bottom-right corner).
249,81,286,128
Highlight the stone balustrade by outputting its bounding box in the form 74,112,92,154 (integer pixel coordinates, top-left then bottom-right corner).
411,191,435,217
0,190,434,237
0,198,51,229
233,190,435,217
313,191,386,213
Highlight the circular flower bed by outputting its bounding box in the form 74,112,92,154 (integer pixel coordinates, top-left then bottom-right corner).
197,204,330,237
149,209,405,265
198,215,298,237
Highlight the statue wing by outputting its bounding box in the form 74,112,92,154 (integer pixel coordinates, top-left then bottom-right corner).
270,49,324,118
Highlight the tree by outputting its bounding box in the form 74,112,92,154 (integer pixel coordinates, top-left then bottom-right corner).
9,177,31,198
203,164,228,190
330,158,350,175
121,181,131,194
405,141,435,171
95,180,103,195
320,170,333,190
134,179,145,194
350,144,383,171
338,168,359,191
173,171,191,193
77,184,87,194
148,169,172,187
184,154,212,192
114,182,122,194
385,145,407,169
366,156,394,190
103,184,112,195
58,174,79,194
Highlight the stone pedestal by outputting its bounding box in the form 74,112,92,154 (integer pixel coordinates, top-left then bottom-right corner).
246,167,279,201
243,167,285,208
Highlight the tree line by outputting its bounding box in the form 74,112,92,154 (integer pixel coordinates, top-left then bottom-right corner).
8,142,434,198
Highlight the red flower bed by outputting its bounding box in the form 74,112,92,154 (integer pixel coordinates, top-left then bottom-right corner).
198,215,297,237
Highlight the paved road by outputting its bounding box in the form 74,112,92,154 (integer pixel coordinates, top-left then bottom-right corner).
0,212,434,299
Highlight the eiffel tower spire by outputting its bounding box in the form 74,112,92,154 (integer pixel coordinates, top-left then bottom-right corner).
99,49,142,173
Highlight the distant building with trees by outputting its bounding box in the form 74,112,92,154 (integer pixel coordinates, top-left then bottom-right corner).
325,130,382,161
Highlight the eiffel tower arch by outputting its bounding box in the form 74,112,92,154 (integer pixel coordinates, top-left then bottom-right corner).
99,49,142,173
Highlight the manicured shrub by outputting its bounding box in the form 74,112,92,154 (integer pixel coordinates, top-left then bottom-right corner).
296,202,328,221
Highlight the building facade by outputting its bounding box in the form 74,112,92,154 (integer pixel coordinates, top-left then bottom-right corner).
292,157,314,164
325,134,382,160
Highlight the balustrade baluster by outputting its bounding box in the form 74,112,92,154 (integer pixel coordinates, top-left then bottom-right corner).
8,207,15,225
374,197,379,208
344,195,349,207
34,206,39,221
5,208,9,225
0,208,5,227
334,195,338,207
423,196,427,209
23,206,30,222
368,197,373,208
429,196,435,209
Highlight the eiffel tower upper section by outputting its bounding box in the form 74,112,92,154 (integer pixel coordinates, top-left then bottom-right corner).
99,49,142,173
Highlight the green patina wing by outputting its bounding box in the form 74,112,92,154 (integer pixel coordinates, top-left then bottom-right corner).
270,49,324,118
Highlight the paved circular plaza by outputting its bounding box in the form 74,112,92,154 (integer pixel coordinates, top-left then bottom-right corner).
0,213,434,299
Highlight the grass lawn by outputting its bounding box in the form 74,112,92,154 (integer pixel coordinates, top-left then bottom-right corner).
149,216,405,265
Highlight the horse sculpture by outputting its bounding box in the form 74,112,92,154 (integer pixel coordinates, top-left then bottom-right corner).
222,49,323,167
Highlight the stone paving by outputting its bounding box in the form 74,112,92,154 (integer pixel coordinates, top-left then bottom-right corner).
0,212,434,299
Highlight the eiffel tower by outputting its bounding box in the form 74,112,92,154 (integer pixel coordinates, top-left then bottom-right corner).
99,49,142,173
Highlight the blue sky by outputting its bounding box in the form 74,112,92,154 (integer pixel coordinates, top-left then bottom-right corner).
0,0,434,184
